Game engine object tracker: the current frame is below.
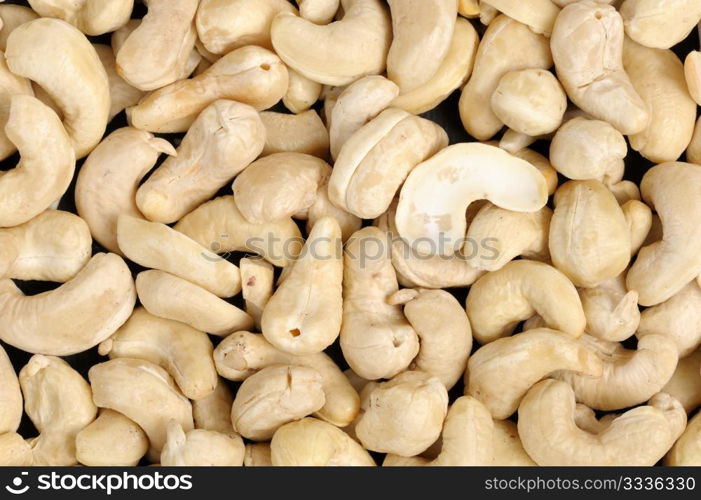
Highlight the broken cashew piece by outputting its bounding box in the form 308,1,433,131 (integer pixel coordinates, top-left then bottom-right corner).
466,260,586,345
0,253,135,356
75,410,148,467
161,421,245,466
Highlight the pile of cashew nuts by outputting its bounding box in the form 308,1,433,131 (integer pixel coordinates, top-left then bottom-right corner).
0,0,700,468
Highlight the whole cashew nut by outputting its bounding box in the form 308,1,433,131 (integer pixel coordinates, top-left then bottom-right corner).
283,69,322,114
75,410,148,467
620,0,701,49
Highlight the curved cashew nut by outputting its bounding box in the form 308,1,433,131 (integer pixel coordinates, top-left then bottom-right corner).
549,180,631,288
231,365,325,440
555,334,678,411
466,260,586,345
637,280,701,356
328,75,399,161
76,127,174,254
89,358,194,456
28,0,133,36
127,45,288,133
490,69,567,136
137,270,253,337
620,0,701,49
137,100,265,224
466,328,603,419
482,0,560,36
665,411,701,466
0,210,91,282
270,0,391,86
0,253,136,356
627,162,701,306
75,410,148,467
271,418,375,466
262,217,343,355
283,69,322,114
396,143,549,256
579,274,640,342
20,355,97,465
392,17,479,115
0,5,38,52
465,204,552,271
117,215,241,298
193,378,235,435
661,347,701,413
196,0,297,55
341,227,419,380
390,289,472,390
234,153,329,224
0,50,33,162
0,432,32,466
623,38,696,163
518,379,686,465
551,1,648,135
0,344,21,435
115,0,198,91
99,307,217,400
459,15,552,141
174,195,303,268
260,110,329,158
6,18,109,158
0,95,75,228
214,331,359,427
161,421,245,466
386,0,456,93
330,108,448,219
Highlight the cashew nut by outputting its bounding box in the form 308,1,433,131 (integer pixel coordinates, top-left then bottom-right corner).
240,257,274,330
661,347,701,413
260,110,329,158
0,344,21,436
75,410,148,466
161,421,245,466
684,50,701,105
620,0,701,49
93,44,145,122
0,432,32,466
481,0,560,36
28,0,132,36
579,273,640,342
283,69,322,114
244,443,273,467
665,411,701,466
192,378,235,435
0,5,38,52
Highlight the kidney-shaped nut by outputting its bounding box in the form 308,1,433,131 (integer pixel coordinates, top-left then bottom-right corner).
89,358,194,455
234,153,329,224
549,117,627,183
356,371,448,457
76,127,174,254
637,280,701,356
620,0,701,50
271,0,391,86
459,15,552,141
0,344,21,436
551,1,648,135
262,217,343,355
115,0,197,91
6,18,109,158
555,334,679,411
0,5,38,52
231,365,325,441
490,69,566,136
467,328,603,419
137,270,253,337
330,108,448,220
28,0,133,36
260,110,328,158
137,100,265,224
396,143,548,256
549,180,631,288
393,289,472,390
175,195,303,268
0,210,91,282
197,0,296,55
215,331,359,427
99,307,217,400
579,274,640,343
75,410,148,467
128,46,288,133
161,421,245,466
341,227,419,380
0,50,33,162
386,0,456,93
627,163,701,306
117,215,241,298
0,95,75,228
623,39,696,163
0,253,135,356
271,417,375,466
665,411,701,466
518,379,686,465
466,260,586,345
20,355,97,466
